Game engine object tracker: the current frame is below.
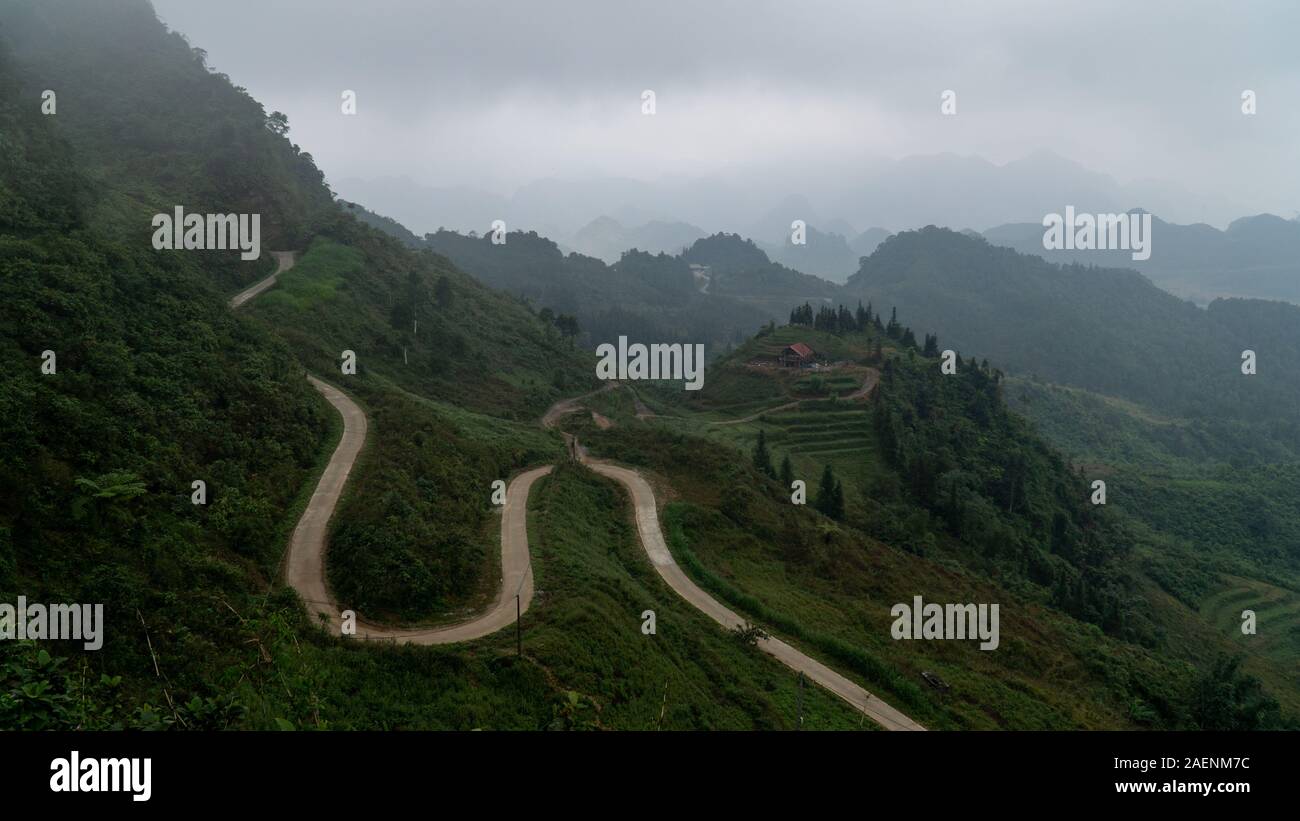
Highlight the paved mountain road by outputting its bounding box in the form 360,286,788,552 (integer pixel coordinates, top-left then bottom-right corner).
283,375,550,644
229,250,296,309
545,392,923,730
233,250,547,644
586,459,924,731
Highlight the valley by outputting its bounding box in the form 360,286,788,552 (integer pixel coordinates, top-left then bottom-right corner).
1,0,1294,738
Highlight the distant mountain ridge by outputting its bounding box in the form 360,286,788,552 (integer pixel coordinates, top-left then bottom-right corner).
569,216,707,263
982,212,1300,305
845,226,1300,434
335,148,1243,244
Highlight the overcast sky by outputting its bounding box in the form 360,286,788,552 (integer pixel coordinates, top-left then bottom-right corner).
152,0,1299,225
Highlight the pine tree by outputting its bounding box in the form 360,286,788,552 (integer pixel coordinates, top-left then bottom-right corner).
815,463,836,516
837,304,853,333
886,306,901,339
830,478,845,520
780,454,794,488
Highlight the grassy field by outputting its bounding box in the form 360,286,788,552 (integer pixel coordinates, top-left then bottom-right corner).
256,241,359,310
231,462,872,729
7,407,882,730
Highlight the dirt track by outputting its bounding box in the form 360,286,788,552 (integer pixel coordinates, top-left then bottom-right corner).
708,367,880,424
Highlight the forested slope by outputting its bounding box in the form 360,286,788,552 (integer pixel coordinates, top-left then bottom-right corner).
846,227,1300,438
0,0,871,730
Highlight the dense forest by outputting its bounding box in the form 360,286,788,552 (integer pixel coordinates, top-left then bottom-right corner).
1,19,331,725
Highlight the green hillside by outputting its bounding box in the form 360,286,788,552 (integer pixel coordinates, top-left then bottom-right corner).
846,226,1300,441
423,228,779,356
1,26,332,726
983,213,1300,305
1005,378,1300,700
561,313,1295,727
0,0,899,729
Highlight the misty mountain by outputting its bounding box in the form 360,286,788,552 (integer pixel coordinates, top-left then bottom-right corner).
851,227,893,257
6,0,1299,746
984,212,1300,305
334,193,853,353
422,228,776,354
333,176,509,236
762,225,861,283
569,216,707,263
845,227,1300,434
681,233,840,300
745,193,822,244
0,0,597,729
828,150,1243,232
335,149,1243,250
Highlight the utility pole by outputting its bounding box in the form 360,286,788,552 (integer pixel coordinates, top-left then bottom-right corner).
657,680,668,731
797,672,804,730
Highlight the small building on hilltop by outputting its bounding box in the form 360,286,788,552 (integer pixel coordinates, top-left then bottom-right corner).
780,342,816,368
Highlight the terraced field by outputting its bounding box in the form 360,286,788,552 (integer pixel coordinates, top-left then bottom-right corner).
674,326,894,516
791,374,862,397
766,406,873,455
1199,576,1300,676
684,398,886,521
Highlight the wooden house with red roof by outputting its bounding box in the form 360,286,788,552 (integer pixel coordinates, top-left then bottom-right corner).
780,342,816,368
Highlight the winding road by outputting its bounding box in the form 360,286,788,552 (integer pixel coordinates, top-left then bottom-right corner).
229,250,296,309
285,377,550,643
585,459,923,731
238,252,921,728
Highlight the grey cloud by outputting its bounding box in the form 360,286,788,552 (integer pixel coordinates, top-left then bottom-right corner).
152,0,1300,231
